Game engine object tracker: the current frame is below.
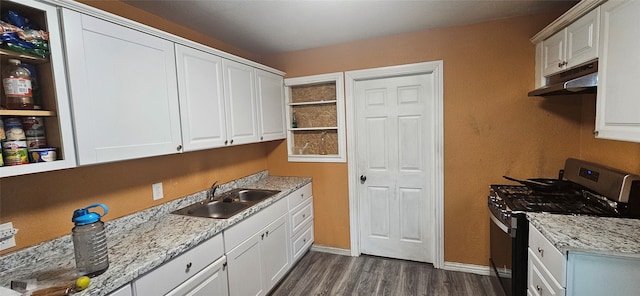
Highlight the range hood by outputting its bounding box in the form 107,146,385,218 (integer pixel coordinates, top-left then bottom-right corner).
528,61,598,96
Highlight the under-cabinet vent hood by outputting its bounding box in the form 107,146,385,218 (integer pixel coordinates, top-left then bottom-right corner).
528,60,598,97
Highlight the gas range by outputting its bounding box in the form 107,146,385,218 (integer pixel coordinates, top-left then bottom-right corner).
488,158,640,296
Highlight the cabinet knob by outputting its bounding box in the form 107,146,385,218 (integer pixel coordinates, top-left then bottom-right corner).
186,262,192,270
593,130,599,136
303,238,307,243
536,285,542,292
223,262,227,270
176,145,182,151
537,247,544,257
230,139,234,144
260,136,264,140
224,140,228,145
266,230,269,237
261,233,265,239
558,61,568,67
302,214,306,218
360,175,367,182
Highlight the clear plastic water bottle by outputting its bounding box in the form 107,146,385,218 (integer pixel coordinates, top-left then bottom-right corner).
2,59,33,109
72,203,109,277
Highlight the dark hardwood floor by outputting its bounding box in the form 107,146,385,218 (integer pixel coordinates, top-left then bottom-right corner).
270,251,499,296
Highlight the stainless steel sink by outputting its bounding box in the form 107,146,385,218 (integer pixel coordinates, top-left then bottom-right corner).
172,188,280,219
235,189,281,202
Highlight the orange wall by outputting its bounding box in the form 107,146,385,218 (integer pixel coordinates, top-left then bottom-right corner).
0,0,272,255
263,11,581,265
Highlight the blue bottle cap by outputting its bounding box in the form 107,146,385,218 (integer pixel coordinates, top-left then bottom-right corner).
72,203,108,226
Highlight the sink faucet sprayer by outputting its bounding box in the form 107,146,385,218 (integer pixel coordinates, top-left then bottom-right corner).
208,180,220,201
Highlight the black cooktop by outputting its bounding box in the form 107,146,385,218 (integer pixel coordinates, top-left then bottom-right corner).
492,185,620,216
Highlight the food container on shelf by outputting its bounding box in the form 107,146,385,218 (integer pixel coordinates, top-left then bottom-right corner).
28,147,56,163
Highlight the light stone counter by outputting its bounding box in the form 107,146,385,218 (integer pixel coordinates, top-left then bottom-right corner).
0,171,311,296
527,212,640,258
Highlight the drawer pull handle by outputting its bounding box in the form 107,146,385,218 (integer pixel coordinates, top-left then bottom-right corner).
186,262,192,269
537,247,544,257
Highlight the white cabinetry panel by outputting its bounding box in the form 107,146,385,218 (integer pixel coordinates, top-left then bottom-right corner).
222,59,259,145
596,0,640,142
175,44,228,151
541,8,599,77
256,69,286,141
61,10,182,164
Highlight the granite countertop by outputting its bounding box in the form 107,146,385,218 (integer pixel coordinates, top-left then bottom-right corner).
0,171,311,296
527,212,640,259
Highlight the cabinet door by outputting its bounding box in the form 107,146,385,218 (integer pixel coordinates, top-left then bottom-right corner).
222,59,259,146
256,69,286,141
227,233,265,296
176,45,228,151
61,10,182,165
107,284,132,296
166,256,229,296
596,0,640,142
565,8,599,68
542,30,566,77
262,214,290,291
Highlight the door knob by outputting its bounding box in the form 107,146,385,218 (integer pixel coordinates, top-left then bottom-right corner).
360,175,367,182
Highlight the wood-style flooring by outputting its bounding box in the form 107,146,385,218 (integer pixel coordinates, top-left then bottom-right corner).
270,251,499,296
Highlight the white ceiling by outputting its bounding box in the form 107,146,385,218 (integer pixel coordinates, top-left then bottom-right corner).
123,0,577,56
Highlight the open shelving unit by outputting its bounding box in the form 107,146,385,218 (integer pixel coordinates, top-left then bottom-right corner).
284,72,345,162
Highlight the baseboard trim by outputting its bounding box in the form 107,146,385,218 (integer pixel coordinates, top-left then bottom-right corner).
311,244,352,256
442,261,491,276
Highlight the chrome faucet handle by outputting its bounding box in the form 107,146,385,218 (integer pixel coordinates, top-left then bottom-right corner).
208,180,220,201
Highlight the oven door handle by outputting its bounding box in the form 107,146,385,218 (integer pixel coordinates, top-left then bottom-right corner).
490,212,515,237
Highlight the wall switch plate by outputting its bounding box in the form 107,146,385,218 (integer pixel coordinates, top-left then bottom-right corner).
0,222,18,251
152,182,164,200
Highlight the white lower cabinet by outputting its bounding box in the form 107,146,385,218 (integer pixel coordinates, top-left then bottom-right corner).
133,235,227,296
287,183,314,264
529,223,640,296
166,256,229,296
107,284,132,296
225,197,290,296
528,224,565,296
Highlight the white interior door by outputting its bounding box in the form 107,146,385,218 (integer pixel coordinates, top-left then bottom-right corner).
356,73,434,263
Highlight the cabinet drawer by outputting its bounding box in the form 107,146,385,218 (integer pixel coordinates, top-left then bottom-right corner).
290,197,313,236
529,225,564,285
134,235,224,296
166,255,228,296
224,197,287,251
528,248,564,296
287,183,312,210
292,221,314,262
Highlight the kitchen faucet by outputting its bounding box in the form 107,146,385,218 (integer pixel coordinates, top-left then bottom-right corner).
208,180,220,201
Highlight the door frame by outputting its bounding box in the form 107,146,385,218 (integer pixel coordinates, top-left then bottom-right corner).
345,61,444,268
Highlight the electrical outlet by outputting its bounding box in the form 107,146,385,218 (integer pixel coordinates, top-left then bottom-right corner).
152,182,164,200
0,222,17,251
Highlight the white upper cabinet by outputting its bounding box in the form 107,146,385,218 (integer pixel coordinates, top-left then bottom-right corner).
61,9,182,165
175,44,228,151
222,59,259,146
595,0,640,142
542,8,599,77
256,69,286,142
